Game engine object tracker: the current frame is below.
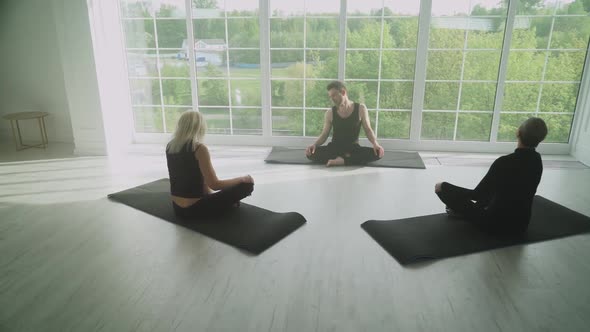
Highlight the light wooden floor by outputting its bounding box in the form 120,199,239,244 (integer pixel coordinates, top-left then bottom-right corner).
1,143,590,332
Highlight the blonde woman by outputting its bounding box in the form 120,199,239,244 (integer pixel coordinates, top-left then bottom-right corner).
166,110,254,218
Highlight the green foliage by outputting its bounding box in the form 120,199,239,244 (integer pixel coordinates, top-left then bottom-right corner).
125,0,589,142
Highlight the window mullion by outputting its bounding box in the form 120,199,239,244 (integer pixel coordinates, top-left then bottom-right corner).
410,0,432,141
490,0,517,143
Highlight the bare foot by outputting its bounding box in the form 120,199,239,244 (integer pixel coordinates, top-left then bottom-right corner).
326,157,345,167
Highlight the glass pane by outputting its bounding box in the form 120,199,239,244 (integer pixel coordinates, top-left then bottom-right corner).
502,83,540,112
272,109,303,136
133,107,162,133
424,82,460,110
306,18,339,48
379,82,414,109
545,51,586,81
305,109,326,136
384,0,420,16
227,18,260,47
201,108,230,135
121,0,154,18
271,51,304,78
348,0,385,16
123,20,155,48
463,51,500,81
196,61,226,77
431,0,470,16
226,0,258,16
193,19,226,40
233,108,262,135
469,0,507,16
516,0,557,15
306,50,338,79
162,79,192,105
347,19,382,48
345,51,380,79
421,112,456,140
346,81,378,109
511,17,552,49
377,111,411,139
229,50,260,76
129,79,160,105
540,113,573,143
505,51,545,81
159,51,190,78
156,19,187,48
467,27,505,49
498,113,532,142
270,0,304,16
426,50,463,80
306,0,340,16
539,83,579,113
126,52,158,77
271,80,304,107
306,80,331,108
456,113,492,141
429,26,465,49
191,0,223,18
380,50,416,80
383,17,419,48
270,18,304,47
197,79,229,106
164,107,185,133
500,112,574,143
230,80,261,106
550,17,590,49
460,83,496,111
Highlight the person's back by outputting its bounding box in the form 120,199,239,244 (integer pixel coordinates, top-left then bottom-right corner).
166,142,205,198
484,148,543,231
434,117,548,235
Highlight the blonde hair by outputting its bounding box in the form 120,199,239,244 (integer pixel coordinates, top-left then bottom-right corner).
166,110,207,153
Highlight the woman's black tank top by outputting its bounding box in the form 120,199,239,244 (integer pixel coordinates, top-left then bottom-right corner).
166,142,205,198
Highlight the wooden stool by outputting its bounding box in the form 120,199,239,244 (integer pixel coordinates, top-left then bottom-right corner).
3,111,50,151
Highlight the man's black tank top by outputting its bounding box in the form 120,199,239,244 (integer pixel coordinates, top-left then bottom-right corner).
332,102,361,146
166,142,205,198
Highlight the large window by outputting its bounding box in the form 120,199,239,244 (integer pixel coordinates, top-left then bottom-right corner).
120,0,589,148
270,0,340,136
192,0,262,135
345,0,420,139
499,0,590,143
422,0,508,141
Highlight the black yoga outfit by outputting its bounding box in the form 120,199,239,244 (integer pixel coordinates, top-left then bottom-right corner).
436,148,543,234
308,102,381,165
166,142,253,218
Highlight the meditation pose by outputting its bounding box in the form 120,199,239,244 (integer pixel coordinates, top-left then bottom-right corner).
434,117,548,235
305,80,385,166
166,110,254,218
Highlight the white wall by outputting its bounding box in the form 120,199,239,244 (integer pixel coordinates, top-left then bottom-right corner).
573,113,590,166
0,0,73,144
52,0,107,155
571,43,590,166
0,0,133,156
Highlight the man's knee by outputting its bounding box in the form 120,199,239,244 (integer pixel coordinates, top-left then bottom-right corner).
237,182,254,196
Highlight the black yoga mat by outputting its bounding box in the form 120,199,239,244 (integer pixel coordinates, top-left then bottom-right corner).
362,196,590,265
108,179,306,254
265,146,426,169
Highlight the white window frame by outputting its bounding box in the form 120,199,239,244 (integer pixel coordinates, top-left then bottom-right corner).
125,0,587,155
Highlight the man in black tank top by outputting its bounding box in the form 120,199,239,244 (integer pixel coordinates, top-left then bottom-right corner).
305,81,385,166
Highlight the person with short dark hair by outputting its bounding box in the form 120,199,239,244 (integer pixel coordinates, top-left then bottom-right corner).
305,80,385,166
434,117,548,234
